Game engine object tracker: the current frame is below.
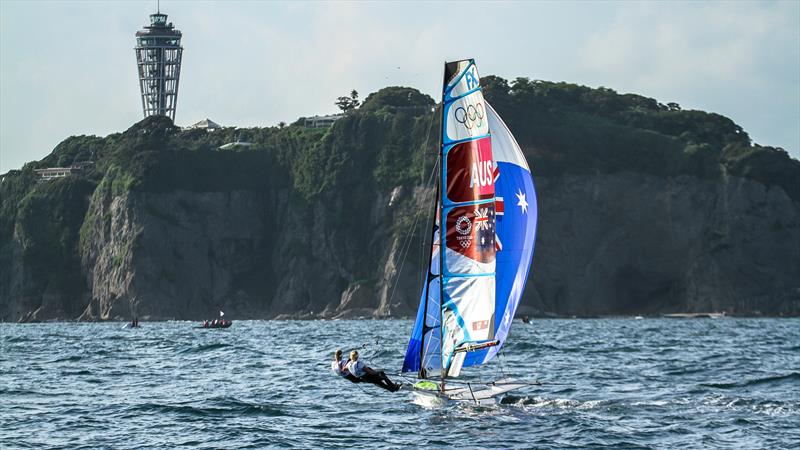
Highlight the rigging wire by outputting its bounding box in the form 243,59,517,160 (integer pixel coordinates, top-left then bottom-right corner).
384,160,438,311
385,110,440,312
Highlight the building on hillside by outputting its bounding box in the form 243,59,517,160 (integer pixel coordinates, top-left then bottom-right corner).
135,9,183,121
304,114,342,128
187,118,222,131
33,162,93,182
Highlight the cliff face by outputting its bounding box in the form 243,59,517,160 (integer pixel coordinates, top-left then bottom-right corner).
73,182,431,321
528,173,799,316
8,170,793,322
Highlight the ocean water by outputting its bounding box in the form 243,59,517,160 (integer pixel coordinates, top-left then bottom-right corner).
1,318,798,449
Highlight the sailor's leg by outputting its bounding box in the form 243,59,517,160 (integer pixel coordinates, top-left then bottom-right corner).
362,372,394,391
377,371,399,390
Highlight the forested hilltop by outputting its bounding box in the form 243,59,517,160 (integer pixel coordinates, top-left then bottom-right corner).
1,77,798,322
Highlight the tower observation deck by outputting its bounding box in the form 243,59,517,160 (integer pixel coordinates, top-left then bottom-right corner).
135,11,183,121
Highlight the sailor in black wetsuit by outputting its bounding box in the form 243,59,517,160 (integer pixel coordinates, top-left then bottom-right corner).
346,350,400,392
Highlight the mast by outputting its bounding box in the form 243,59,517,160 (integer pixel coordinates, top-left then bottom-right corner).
439,62,447,392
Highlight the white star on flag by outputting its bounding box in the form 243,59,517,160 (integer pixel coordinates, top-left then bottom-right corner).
516,189,528,214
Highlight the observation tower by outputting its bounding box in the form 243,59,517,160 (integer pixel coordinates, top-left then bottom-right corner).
134,9,183,121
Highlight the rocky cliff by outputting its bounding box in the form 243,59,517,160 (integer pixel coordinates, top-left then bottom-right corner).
1,81,798,321
529,172,799,316
71,171,800,321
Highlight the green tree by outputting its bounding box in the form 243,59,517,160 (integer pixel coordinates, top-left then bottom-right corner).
335,90,360,112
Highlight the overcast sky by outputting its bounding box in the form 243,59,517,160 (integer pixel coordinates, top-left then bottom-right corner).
1,0,798,172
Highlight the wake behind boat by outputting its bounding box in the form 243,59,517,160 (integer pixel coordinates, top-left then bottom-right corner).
401,59,538,406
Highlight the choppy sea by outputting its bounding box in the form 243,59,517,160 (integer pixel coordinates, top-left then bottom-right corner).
1,318,798,449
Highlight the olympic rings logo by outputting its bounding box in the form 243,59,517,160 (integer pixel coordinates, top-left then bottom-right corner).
455,215,472,236
454,102,485,130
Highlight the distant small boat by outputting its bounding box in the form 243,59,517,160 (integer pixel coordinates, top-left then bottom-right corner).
198,319,232,329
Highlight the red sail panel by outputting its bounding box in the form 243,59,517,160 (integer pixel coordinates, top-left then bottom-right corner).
445,204,497,265
446,137,495,203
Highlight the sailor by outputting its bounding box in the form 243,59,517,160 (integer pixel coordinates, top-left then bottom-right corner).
346,350,401,392
331,349,360,383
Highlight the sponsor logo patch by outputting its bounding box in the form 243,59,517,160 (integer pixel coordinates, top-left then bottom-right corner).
472,320,489,331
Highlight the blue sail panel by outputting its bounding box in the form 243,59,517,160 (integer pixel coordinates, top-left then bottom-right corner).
402,227,441,373
402,279,427,373
464,102,537,367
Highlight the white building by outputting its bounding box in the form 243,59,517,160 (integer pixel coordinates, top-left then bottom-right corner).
34,162,93,182
304,114,342,128
187,118,222,131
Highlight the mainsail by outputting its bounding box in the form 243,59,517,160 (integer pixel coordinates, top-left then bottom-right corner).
402,59,537,381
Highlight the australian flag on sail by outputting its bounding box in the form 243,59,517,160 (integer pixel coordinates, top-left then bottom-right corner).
445,204,496,264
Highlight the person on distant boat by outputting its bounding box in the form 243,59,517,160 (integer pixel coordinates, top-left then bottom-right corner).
522,315,530,324
346,350,400,392
331,349,360,383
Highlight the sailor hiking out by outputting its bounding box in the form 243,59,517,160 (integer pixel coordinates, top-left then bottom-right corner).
331,349,360,383
345,350,401,392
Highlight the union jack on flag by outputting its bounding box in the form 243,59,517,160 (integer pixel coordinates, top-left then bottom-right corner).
474,208,490,231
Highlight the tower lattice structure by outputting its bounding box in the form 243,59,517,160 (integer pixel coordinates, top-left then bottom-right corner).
135,11,183,121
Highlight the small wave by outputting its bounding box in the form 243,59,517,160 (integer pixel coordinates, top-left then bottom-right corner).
701,395,799,416
501,395,587,409
508,342,567,352
630,400,669,407
664,367,707,376
702,372,800,389
60,369,93,376
0,388,39,396
591,345,644,354
178,343,233,354
49,355,83,363
359,349,396,360
128,399,289,418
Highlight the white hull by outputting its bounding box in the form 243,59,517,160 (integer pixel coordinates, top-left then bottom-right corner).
412,377,526,407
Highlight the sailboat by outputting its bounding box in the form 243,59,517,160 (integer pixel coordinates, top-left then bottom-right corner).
401,59,537,406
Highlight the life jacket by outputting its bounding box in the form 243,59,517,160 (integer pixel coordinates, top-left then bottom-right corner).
346,360,365,378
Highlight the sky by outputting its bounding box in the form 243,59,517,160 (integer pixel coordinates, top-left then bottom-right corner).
1,0,798,172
